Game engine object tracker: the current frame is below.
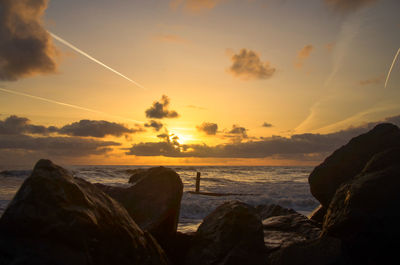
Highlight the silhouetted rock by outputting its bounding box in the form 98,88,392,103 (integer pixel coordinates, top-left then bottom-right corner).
308,205,326,226
309,123,400,207
256,204,296,220
127,168,148,183
164,232,196,265
96,166,183,244
0,159,169,265
266,237,342,265
185,201,266,265
263,212,321,252
322,148,400,264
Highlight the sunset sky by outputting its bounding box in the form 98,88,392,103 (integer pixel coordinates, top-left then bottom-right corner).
0,0,399,167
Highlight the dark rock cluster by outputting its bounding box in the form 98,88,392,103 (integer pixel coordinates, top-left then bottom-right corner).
1,123,400,264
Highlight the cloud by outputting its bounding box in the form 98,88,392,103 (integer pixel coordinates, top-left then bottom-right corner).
197,122,218,135
262,122,273,128
228,49,276,80
325,43,335,52
0,115,51,135
145,95,180,119
0,134,120,157
58,120,144,138
127,115,400,159
294,45,314,69
0,115,143,138
186,105,207,110
154,34,188,44
144,120,164,132
170,0,223,13
324,0,379,13
359,74,384,86
228,125,248,138
0,0,57,81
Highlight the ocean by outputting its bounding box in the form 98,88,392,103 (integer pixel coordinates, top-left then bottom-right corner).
0,166,319,232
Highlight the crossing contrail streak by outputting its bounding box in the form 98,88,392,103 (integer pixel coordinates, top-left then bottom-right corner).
48,32,145,89
385,48,400,88
0,87,144,124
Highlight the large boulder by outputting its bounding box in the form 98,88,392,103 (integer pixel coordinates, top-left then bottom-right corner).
185,201,266,265
256,204,296,220
127,168,148,184
263,212,321,252
322,148,400,264
309,123,400,207
96,166,183,244
260,205,341,265
266,237,342,265
0,160,169,265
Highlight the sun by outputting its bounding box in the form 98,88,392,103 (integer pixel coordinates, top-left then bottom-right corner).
169,130,195,145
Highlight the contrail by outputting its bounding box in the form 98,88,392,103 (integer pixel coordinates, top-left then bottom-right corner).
48,32,145,89
385,48,400,88
0,87,144,124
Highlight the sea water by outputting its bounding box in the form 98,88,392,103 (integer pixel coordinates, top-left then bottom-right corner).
0,166,319,232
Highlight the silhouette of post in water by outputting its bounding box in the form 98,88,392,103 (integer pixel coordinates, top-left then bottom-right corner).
195,172,201,193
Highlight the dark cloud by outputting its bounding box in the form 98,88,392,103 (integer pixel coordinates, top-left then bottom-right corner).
294,45,314,69
127,115,400,159
0,115,50,135
144,120,164,132
0,115,143,138
0,134,120,157
324,0,379,13
228,125,248,138
58,120,143,138
229,49,276,80
145,95,179,119
359,74,384,86
197,122,218,135
262,122,273,128
0,0,57,81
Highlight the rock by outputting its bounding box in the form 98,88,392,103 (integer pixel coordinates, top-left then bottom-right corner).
308,205,326,226
309,123,400,207
256,204,296,220
322,148,400,264
163,232,196,265
127,168,148,183
263,212,321,252
185,201,266,265
96,166,183,244
0,159,169,265
266,236,342,265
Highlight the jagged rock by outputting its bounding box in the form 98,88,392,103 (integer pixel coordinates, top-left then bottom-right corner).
164,232,196,265
96,166,183,244
0,159,169,265
266,237,342,265
263,212,321,252
308,205,326,226
127,168,148,183
309,123,400,207
322,148,400,264
256,204,296,220
185,201,266,265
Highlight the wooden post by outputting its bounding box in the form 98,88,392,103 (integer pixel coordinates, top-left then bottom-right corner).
195,172,201,193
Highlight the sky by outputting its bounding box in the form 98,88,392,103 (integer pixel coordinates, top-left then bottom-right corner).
0,0,399,167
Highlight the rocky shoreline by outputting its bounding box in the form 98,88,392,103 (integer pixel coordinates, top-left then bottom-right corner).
1,123,400,265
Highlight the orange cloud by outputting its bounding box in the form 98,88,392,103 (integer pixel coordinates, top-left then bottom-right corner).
154,34,189,44
359,74,384,86
294,44,314,69
228,49,276,80
170,0,224,13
